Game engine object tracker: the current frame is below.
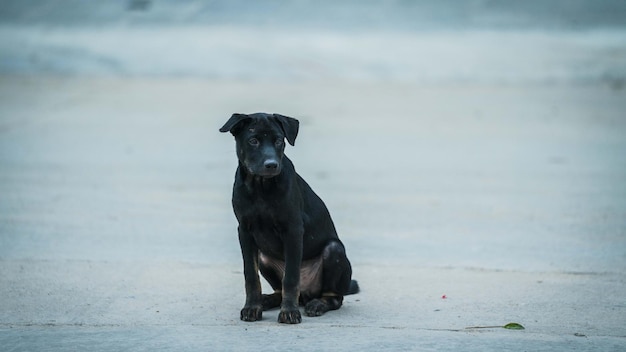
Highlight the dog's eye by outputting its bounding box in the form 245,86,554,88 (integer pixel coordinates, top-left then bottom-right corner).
275,139,283,147
248,138,259,146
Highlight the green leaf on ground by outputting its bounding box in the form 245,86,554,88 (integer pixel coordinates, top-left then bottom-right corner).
503,323,525,330
465,322,525,330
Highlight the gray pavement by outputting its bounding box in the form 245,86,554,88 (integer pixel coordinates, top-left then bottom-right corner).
1,1,626,351
1,77,625,351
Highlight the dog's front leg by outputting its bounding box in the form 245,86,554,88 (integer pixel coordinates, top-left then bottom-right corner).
278,233,303,324
239,227,263,322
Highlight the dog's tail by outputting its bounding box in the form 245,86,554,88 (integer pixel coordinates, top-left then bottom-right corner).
346,280,360,295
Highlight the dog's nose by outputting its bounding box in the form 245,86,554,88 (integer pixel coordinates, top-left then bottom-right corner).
264,160,279,169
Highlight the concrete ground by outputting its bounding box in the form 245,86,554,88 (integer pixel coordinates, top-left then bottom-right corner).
1,76,625,351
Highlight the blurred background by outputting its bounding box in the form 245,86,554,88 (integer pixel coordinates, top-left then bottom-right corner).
1,0,625,83
1,0,625,273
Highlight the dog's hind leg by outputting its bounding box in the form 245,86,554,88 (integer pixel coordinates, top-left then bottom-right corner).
304,240,353,317
259,252,284,310
262,292,282,310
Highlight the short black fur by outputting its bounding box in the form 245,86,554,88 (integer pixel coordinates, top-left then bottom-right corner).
220,112,358,324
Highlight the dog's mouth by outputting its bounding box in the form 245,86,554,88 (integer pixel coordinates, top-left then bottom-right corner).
256,168,281,178
245,163,281,178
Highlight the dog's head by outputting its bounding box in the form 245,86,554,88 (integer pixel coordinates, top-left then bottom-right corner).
220,113,299,178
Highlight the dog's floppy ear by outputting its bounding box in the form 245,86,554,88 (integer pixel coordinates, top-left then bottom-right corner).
273,114,299,146
219,113,251,135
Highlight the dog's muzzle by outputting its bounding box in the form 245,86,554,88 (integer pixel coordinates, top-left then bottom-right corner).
261,159,280,177
249,159,281,178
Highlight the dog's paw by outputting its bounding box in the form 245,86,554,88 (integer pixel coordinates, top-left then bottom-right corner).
304,299,330,317
277,308,302,324
240,306,263,322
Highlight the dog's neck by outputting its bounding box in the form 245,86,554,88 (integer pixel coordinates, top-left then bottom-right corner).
237,164,284,194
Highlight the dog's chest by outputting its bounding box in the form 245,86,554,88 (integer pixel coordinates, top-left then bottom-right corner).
234,190,300,256
245,214,291,260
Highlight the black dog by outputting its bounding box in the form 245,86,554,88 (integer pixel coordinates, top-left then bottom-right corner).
220,112,358,324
